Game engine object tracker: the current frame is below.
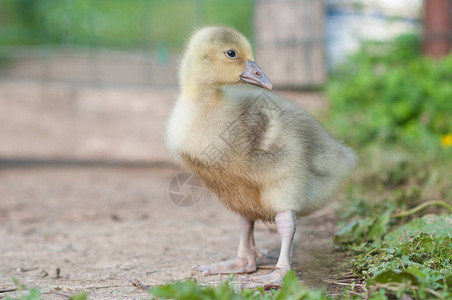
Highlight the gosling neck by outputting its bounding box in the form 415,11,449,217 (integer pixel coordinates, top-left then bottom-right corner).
180,79,223,104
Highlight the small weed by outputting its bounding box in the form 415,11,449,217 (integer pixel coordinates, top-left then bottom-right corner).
149,271,329,300
4,278,88,300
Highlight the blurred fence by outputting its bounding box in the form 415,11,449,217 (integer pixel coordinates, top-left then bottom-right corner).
0,0,331,89
0,0,425,89
0,0,254,88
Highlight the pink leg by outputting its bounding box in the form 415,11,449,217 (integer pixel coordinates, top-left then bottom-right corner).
192,216,257,275
242,210,296,289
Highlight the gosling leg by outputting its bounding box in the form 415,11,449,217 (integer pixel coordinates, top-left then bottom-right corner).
192,216,257,275
242,210,296,288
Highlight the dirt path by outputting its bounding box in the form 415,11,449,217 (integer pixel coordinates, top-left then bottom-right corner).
0,82,341,299
0,165,341,299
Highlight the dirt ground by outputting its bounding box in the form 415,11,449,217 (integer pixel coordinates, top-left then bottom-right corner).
0,82,343,299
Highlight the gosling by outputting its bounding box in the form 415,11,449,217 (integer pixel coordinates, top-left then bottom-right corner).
166,26,357,288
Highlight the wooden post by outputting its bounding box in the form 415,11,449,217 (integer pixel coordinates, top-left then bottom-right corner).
254,0,326,88
422,0,452,59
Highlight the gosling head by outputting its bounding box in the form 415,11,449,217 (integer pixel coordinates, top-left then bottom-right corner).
180,26,272,96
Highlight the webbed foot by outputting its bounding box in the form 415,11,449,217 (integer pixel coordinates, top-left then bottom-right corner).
192,257,257,275
240,268,287,289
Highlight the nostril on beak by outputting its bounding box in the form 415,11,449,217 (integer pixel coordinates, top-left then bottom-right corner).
255,71,261,77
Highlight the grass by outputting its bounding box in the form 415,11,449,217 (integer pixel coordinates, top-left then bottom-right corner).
332,145,451,299
323,34,451,298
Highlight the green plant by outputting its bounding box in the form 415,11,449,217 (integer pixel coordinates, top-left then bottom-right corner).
149,272,329,300
4,278,88,300
327,36,452,298
326,34,452,155
335,214,452,298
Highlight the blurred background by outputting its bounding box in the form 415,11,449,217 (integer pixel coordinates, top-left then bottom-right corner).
0,0,451,298
0,0,449,162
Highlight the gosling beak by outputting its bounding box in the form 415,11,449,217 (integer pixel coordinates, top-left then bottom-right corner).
240,61,273,90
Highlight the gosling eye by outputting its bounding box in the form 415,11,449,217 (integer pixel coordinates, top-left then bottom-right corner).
225,49,237,59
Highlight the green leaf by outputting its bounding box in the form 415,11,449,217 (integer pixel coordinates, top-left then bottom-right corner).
275,271,328,300
335,213,390,245
368,213,390,240
5,288,41,300
372,270,419,285
385,214,452,246
69,293,88,300
406,266,427,280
